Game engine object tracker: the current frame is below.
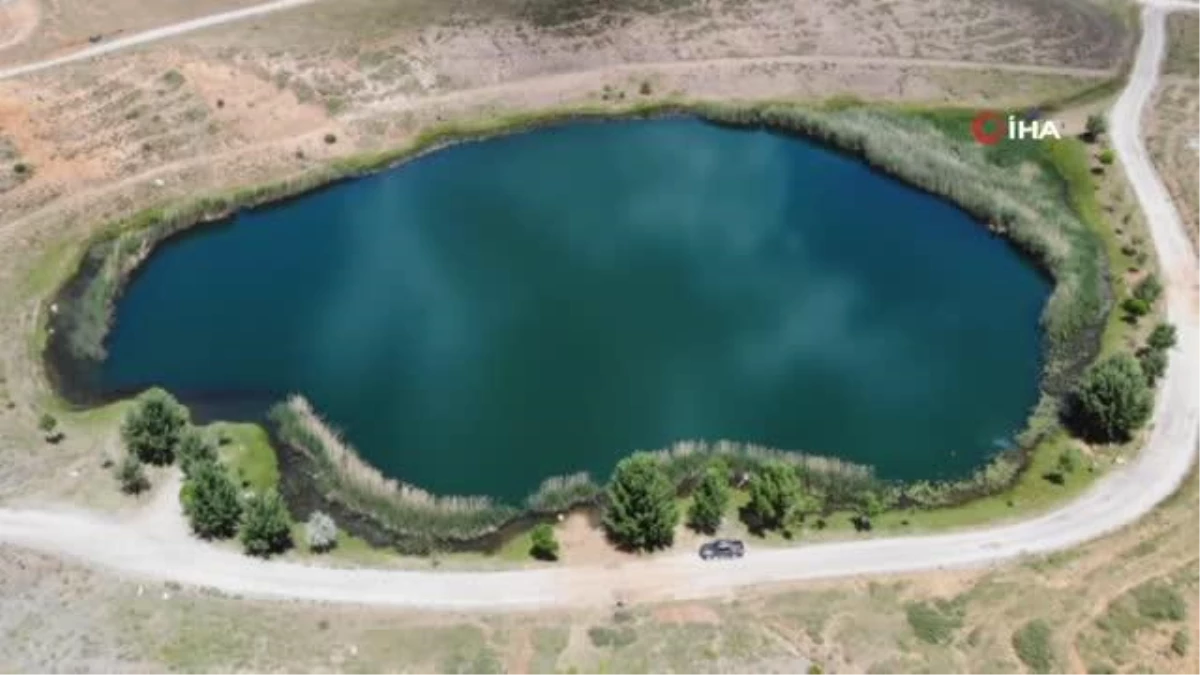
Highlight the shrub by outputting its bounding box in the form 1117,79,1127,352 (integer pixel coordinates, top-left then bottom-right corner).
177,426,217,478
687,460,731,534
241,491,293,557
1057,446,1083,475
639,80,652,96
323,133,337,144
1070,354,1153,442
906,600,963,645
1138,347,1167,384
183,461,242,539
1122,296,1150,320
602,453,678,551
1012,619,1056,673
587,625,637,648
1132,274,1163,304
1098,149,1115,165
116,453,150,495
1171,629,1189,656
305,511,338,553
1132,582,1185,621
38,413,57,433
121,388,189,465
743,461,802,532
1085,113,1107,141
529,523,560,561
1147,322,1178,351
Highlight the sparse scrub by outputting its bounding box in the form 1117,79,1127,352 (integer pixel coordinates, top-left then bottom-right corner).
1013,619,1057,673
905,599,964,645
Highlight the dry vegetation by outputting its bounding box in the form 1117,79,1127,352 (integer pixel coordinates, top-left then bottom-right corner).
1144,11,1198,249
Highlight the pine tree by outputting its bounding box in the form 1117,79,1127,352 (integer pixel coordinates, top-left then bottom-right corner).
687,461,731,534
602,453,679,551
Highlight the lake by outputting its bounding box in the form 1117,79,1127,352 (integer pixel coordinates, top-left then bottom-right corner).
98,118,1049,502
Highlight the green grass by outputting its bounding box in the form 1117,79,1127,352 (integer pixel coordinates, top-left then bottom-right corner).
209,422,279,493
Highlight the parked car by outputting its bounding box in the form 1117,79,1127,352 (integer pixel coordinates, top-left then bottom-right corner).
698,539,745,560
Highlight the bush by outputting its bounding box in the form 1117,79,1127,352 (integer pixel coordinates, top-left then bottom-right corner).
529,523,560,561
323,133,337,144
1070,354,1153,442
687,460,730,534
1122,296,1150,320
177,426,217,478
1085,113,1107,141
241,491,293,557
183,461,242,539
602,453,678,551
1138,347,1168,384
38,413,57,433
1133,582,1185,621
121,388,189,465
116,454,150,495
1171,629,1190,656
1098,149,1115,165
1057,446,1083,475
587,625,637,648
639,80,652,96
906,600,963,645
1012,619,1056,673
1147,322,1178,351
305,511,338,553
1133,274,1163,304
743,461,802,532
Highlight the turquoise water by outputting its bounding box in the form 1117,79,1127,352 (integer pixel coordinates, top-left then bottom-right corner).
99,118,1049,501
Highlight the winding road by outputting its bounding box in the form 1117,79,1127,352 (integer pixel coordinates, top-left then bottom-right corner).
0,2,1196,609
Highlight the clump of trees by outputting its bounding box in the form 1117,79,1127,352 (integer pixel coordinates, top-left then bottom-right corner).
1069,353,1154,443
602,453,679,551
116,388,297,558
1122,274,1163,322
743,461,804,533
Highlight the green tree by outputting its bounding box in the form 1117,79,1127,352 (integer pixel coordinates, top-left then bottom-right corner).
744,461,802,532
177,426,217,478
1058,446,1083,475
183,460,242,539
602,453,679,551
121,388,189,465
1122,296,1150,320
115,453,150,495
687,461,731,534
1085,113,1107,141
1070,354,1153,442
1147,322,1178,351
1098,148,1115,165
38,412,62,443
240,491,293,557
529,523,560,561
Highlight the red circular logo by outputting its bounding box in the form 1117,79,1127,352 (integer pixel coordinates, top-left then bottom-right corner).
971,111,1005,145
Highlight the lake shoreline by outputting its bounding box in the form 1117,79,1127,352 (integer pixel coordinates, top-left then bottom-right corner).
38,101,1110,550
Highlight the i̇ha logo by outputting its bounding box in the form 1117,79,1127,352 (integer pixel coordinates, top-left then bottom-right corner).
971,110,1062,145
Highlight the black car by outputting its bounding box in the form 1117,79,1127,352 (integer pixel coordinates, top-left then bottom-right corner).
698,539,745,560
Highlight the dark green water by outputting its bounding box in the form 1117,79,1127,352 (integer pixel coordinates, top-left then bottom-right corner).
99,118,1049,501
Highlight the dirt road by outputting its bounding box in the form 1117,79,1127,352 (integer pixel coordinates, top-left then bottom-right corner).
0,3,1195,610
0,0,315,80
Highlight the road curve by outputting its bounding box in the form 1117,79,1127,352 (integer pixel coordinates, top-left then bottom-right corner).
0,0,317,81
0,5,1196,609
